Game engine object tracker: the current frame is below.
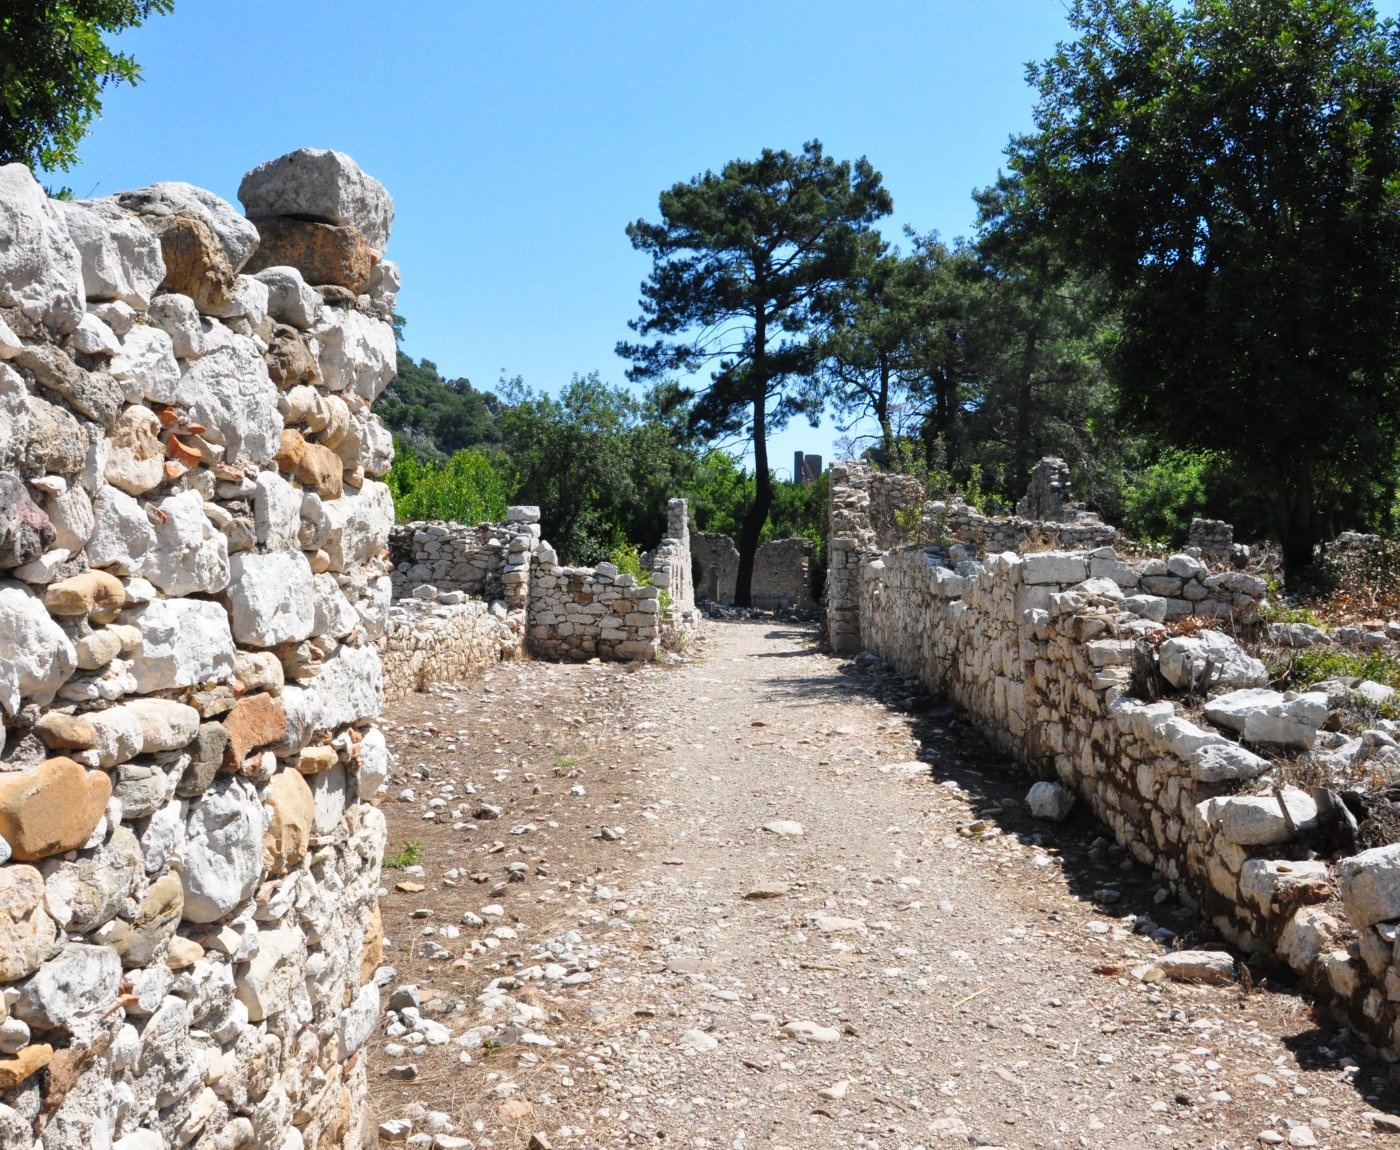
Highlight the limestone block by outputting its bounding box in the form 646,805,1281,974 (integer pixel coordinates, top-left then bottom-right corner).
234,650,285,694
45,569,125,622
1277,907,1340,974
320,480,393,571
226,550,316,647
310,763,347,835
1188,742,1269,783
311,306,396,400
253,265,321,329
1238,858,1331,913
262,768,314,875
1203,688,1327,749
122,597,236,692
181,777,265,923
234,924,306,1022
124,698,201,753
74,311,120,356
0,163,85,332
12,943,121,1030
42,825,141,932
222,692,288,767
115,181,260,273
0,865,57,981
245,216,373,292
88,704,145,767
176,335,281,467
356,725,389,797
103,404,165,495
254,470,302,551
53,198,165,308
0,581,76,713
1159,630,1267,692
147,489,231,596
1338,843,1400,928
1267,622,1328,649
1213,787,1318,846
0,756,111,860
88,485,157,574
306,643,382,732
1027,781,1074,820
311,572,359,639
239,147,395,250
0,364,27,471
1020,552,1087,585
110,324,180,405
338,981,381,1059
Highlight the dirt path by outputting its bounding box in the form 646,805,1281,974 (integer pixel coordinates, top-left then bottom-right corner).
369,620,1399,1150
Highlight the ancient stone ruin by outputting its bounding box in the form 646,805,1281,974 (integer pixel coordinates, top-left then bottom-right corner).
827,460,1400,1057
0,149,397,1149
692,532,816,612
382,497,696,688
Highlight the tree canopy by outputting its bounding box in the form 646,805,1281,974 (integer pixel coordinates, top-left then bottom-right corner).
1012,0,1400,581
619,140,891,606
0,1,174,173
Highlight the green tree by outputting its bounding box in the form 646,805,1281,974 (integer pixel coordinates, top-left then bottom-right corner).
1015,0,1400,583
385,441,512,525
374,352,501,459
619,140,891,607
498,372,695,564
0,2,174,173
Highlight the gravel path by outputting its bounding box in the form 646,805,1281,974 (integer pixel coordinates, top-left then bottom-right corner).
372,620,1400,1149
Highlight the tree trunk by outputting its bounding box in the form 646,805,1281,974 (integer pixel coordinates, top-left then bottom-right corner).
734,390,771,608
1013,269,1046,487
1279,456,1318,588
877,353,894,464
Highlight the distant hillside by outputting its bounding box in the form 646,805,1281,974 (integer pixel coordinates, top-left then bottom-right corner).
373,352,502,458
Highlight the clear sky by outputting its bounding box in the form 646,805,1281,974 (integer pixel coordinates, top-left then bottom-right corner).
56,1,1087,478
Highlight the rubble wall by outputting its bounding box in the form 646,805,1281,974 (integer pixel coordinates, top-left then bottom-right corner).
833,462,1400,1055
693,532,814,610
0,150,398,1149
388,520,507,600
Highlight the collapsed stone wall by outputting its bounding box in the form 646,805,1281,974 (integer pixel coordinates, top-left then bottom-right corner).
0,149,398,1149
834,462,1400,1056
692,532,815,611
388,520,508,600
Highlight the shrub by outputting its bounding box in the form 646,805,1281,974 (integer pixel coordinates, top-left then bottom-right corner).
386,441,511,524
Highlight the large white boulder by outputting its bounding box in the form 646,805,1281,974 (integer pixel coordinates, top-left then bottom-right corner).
176,335,281,466
114,181,260,272
0,362,27,470
225,550,316,647
146,490,230,596
311,572,359,639
311,306,396,400
87,485,158,574
0,581,77,713
320,480,393,571
1207,787,1318,846
253,470,302,551
0,164,85,332
53,198,165,309
1203,687,1328,748
1338,843,1400,928
253,265,321,330
181,777,265,923
1020,551,1088,586
238,148,395,251
121,598,236,692
12,943,121,1030
305,642,382,733
110,324,180,405
1159,630,1268,691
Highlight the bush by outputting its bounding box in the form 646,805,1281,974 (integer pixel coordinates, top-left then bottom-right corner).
385,441,512,524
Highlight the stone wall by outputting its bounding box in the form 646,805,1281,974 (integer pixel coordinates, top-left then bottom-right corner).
380,598,519,702
528,557,661,661
833,462,1400,1056
0,149,398,1149
693,532,815,611
388,520,507,600
646,498,696,621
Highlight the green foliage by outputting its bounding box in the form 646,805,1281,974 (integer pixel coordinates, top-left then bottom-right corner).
0,2,174,173
1271,647,1400,699
1121,449,1217,546
610,542,650,584
384,440,511,525
373,351,501,459
1014,0,1400,581
499,372,693,565
384,841,423,869
619,140,891,606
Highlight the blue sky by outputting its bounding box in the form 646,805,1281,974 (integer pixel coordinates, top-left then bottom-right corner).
59,1,1085,478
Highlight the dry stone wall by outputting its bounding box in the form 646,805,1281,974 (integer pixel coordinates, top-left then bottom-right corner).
693,532,815,611
832,462,1400,1056
0,149,398,1149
